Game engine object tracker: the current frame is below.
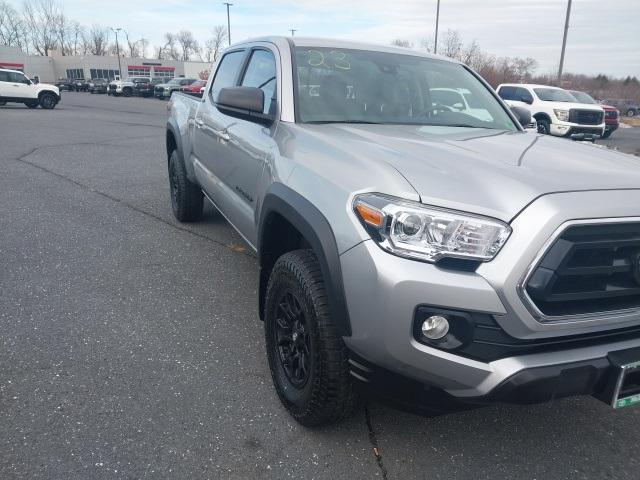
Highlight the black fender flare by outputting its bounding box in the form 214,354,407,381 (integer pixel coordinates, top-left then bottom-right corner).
258,183,352,337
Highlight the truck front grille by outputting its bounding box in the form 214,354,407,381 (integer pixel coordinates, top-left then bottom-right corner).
525,222,640,317
569,109,604,125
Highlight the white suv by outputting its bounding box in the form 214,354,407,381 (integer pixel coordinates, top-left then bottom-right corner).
497,83,605,138
0,68,61,109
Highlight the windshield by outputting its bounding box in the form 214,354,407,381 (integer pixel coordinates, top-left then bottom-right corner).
534,88,576,102
166,78,181,85
294,47,516,130
569,91,596,104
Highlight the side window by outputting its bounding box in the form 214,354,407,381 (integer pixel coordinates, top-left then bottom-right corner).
210,51,245,99
241,49,277,114
497,86,515,101
9,72,28,84
515,87,533,104
0,71,9,82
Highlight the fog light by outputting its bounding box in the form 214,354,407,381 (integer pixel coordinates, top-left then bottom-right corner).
421,315,450,340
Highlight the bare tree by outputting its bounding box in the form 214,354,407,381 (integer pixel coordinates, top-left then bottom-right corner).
419,36,434,53
88,24,109,55
53,11,72,55
440,29,463,60
390,38,413,48
22,0,60,56
0,1,27,49
122,30,148,58
176,29,199,61
70,21,83,55
161,32,180,60
204,25,227,62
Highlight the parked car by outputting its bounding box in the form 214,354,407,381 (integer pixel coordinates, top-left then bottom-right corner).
88,78,109,94
497,84,605,139
108,77,151,97
54,78,76,92
569,90,619,139
180,79,207,96
154,78,197,99
74,79,90,92
0,68,61,109
132,78,164,97
601,99,640,118
167,37,640,426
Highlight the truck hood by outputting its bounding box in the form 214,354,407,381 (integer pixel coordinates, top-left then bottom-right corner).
298,124,640,222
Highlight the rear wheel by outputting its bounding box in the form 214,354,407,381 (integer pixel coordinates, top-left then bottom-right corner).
265,250,358,427
537,119,550,135
168,150,203,222
627,109,636,117
39,92,57,109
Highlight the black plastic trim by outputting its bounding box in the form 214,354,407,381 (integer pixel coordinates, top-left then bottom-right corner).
258,183,351,336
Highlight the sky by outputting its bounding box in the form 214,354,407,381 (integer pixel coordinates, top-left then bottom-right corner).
7,0,640,77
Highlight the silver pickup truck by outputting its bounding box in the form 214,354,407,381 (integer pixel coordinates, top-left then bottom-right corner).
166,36,640,426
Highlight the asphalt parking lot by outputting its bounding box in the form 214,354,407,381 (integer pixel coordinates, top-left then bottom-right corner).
2,92,640,480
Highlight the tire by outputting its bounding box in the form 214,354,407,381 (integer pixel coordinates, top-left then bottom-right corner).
24,101,38,109
627,109,635,117
265,250,358,427
39,92,57,109
537,118,550,135
168,150,203,222
601,130,612,139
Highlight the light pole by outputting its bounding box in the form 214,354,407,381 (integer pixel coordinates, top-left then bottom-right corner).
557,0,572,84
110,27,123,79
434,0,441,54
223,3,233,45
289,29,296,36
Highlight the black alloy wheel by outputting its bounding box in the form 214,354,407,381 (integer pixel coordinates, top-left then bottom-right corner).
275,290,312,388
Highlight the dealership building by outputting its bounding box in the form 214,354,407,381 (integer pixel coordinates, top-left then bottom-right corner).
0,45,210,82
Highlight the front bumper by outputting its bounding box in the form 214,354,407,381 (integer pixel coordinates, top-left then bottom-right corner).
550,121,604,138
340,190,640,400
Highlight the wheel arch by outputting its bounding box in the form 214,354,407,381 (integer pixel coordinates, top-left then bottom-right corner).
258,183,352,336
533,112,551,123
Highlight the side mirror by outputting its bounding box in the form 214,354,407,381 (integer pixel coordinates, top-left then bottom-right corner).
452,102,465,111
215,86,272,125
520,97,533,105
510,106,532,127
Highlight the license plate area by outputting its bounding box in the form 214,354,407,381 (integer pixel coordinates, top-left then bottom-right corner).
605,349,640,409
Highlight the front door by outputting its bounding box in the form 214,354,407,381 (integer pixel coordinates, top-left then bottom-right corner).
193,46,278,248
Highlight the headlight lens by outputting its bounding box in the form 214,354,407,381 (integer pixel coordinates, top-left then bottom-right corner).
553,109,570,121
353,194,511,263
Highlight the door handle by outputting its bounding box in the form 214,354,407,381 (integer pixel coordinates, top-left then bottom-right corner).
212,129,230,141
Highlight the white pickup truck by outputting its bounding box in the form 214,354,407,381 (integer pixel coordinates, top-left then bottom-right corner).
497,83,605,139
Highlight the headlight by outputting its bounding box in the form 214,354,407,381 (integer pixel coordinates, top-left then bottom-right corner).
353,194,511,263
553,109,570,121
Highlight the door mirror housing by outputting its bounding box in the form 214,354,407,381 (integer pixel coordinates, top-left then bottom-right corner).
215,86,273,125
520,96,533,105
510,106,532,127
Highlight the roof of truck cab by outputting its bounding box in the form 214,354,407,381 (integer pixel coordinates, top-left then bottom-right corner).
499,83,564,90
230,36,461,64
0,67,24,74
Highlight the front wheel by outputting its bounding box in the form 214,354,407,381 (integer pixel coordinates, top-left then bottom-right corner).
39,93,57,109
627,109,636,118
265,250,358,427
537,119,550,135
601,130,612,139
168,150,203,222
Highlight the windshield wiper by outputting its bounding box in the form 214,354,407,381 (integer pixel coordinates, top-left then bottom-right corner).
305,120,383,124
425,123,488,129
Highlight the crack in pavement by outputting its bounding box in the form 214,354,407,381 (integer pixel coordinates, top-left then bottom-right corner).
365,405,388,479
6,142,257,260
